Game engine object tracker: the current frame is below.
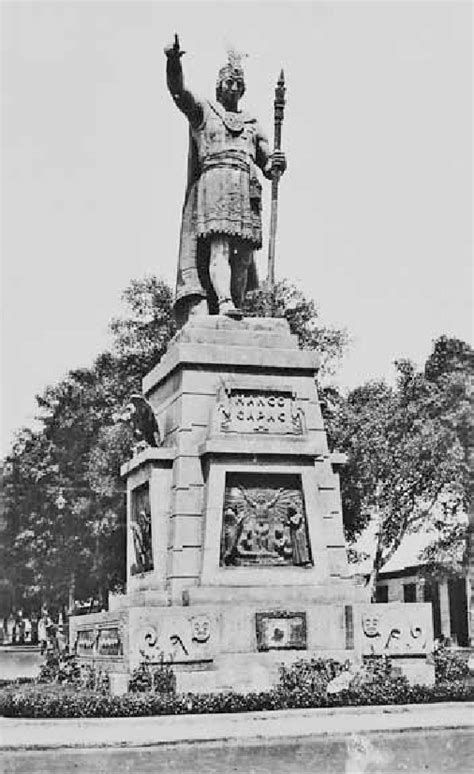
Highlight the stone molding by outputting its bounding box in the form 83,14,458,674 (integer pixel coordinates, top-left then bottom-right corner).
199,437,324,458
120,447,175,478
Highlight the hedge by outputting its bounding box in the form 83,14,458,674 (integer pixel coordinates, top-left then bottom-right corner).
1,679,472,719
1,650,471,719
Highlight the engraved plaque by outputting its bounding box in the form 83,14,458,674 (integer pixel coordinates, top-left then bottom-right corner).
75,629,95,657
97,627,122,656
216,388,305,435
256,612,307,651
220,472,312,567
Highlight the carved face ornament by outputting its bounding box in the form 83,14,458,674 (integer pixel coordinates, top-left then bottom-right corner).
362,614,381,638
191,615,211,643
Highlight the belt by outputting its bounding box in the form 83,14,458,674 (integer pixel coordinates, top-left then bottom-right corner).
202,150,250,173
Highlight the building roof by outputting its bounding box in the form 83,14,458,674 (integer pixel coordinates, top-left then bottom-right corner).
350,511,467,577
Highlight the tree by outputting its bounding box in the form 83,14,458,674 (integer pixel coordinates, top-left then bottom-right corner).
243,280,348,376
109,275,176,372
2,280,171,613
328,337,473,598
3,365,127,613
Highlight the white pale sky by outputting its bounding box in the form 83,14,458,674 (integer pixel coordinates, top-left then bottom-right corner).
1,0,472,455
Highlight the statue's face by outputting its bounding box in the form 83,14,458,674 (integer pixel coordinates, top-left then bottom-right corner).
218,75,245,110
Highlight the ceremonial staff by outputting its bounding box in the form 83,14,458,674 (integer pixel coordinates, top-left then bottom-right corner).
267,70,286,288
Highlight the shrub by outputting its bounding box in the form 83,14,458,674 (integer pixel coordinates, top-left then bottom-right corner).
36,647,110,693
278,657,345,694
37,651,81,685
433,645,469,683
1,653,473,719
78,664,110,693
128,658,176,696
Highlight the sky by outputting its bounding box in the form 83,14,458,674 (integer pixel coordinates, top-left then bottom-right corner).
1,0,472,456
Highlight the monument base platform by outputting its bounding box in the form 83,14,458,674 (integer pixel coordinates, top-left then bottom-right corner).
70,317,434,691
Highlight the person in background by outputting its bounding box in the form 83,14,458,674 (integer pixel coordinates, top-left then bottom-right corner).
6,614,15,644
37,614,48,655
23,615,32,644
15,610,25,645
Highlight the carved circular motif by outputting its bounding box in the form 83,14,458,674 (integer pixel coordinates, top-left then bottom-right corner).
222,111,245,135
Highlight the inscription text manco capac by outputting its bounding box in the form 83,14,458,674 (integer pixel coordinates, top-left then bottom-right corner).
217,389,305,435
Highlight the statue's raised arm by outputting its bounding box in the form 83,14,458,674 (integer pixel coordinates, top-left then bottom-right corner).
164,34,203,129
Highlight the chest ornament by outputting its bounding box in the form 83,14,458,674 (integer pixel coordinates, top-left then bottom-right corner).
222,111,245,135
209,101,248,136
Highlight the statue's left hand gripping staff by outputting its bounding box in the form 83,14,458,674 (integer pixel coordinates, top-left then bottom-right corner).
164,34,202,128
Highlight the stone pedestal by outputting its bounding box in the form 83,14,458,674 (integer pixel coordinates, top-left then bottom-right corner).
70,317,433,691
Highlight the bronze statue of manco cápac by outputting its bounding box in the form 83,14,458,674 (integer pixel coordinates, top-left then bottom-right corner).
165,36,286,325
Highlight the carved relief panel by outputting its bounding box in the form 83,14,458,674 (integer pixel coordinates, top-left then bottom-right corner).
359,605,433,657
75,629,95,657
74,626,122,658
220,472,312,567
130,483,153,575
132,613,214,665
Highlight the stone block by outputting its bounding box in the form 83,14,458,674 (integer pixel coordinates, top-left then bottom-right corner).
172,455,203,489
177,327,298,351
128,607,217,669
146,370,181,406
391,658,435,686
181,393,215,426
0,647,42,681
355,602,433,657
321,514,347,545
169,515,203,548
169,547,202,578
327,547,351,576
304,403,327,432
306,605,346,650
160,397,180,437
176,425,209,454
144,343,319,397
172,486,204,514
200,436,322,459
109,672,129,696
185,583,360,606
124,589,169,607
315,460,339,490
120,448,175,479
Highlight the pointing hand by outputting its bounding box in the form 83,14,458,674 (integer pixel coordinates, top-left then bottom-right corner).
164,33,186,59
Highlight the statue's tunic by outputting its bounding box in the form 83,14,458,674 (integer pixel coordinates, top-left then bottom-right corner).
193,102,262,246
175,100,261,318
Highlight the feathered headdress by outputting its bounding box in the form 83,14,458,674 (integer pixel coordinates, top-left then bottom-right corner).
216,45,247,89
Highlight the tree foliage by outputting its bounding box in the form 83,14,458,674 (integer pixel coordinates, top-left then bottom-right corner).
327,336,473,596
243,280,348,376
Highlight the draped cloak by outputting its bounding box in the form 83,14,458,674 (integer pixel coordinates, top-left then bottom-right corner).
174,100,261,322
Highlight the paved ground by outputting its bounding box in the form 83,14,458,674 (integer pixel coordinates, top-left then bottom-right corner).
1,702,473,750
2,727,473,773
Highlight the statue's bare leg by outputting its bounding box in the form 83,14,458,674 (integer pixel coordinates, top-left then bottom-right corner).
231,243,253,309
209,235,242,318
